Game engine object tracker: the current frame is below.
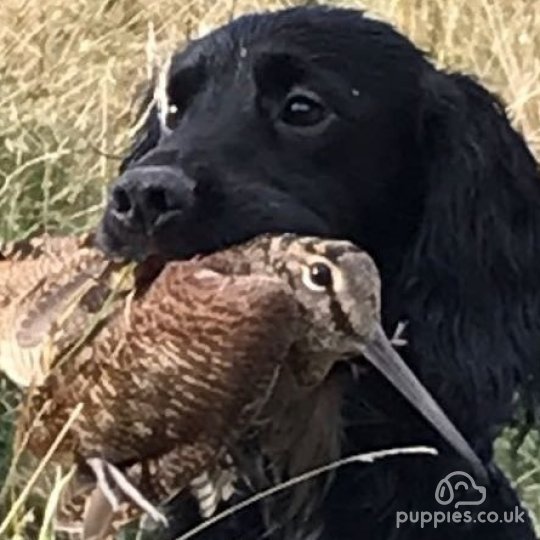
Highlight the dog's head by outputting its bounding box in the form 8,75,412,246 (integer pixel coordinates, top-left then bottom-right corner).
97,4,540,444
95,6,540,535
98,7,430,263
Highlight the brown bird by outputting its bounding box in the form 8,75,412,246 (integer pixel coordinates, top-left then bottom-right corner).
0,233,130,388
8,234,485,539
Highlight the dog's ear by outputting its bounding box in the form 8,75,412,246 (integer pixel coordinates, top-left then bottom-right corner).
402,68,540,439
119,85,161,173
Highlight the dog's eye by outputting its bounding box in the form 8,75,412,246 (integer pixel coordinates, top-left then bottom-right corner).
157,103,181,134
280,90,328,128
165,104,181,130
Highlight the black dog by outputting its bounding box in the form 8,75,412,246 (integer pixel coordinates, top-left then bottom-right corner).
98,6,540,539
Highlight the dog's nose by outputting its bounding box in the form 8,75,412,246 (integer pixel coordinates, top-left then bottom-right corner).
109,166,195,233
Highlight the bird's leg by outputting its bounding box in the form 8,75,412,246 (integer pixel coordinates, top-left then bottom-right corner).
104,461,169,527
86,458,120,512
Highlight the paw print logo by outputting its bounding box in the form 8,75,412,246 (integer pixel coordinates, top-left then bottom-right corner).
435,471,487,507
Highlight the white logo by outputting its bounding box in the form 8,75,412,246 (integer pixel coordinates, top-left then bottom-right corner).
435,471,487,507
395,471,525,528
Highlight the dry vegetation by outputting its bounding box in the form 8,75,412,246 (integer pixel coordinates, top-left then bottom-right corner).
0,0,539,537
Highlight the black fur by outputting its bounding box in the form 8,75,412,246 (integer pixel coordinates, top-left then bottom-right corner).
98,6,540,539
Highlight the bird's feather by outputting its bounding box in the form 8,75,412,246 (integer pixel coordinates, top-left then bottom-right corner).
0,234,132,387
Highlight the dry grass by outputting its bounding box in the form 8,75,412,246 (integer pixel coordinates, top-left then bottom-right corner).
1,0,539,243
0,0,539,537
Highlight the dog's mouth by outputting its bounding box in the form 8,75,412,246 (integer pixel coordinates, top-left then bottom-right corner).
96,227,200,264
97,185,333,263
96,206,203,261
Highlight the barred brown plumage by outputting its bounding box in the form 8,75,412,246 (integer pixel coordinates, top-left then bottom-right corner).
4,233,486,539
0,233,130,388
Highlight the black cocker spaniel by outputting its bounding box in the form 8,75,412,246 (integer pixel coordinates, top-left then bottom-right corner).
98,6,540,539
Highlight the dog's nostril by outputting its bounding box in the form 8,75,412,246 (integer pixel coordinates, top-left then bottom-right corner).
146,187,171,213
112,187,132,214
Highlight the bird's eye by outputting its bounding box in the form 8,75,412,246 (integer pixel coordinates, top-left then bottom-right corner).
279,90,329,128
302,262,334,291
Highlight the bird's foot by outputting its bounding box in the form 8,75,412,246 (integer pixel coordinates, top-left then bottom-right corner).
87,458,169,527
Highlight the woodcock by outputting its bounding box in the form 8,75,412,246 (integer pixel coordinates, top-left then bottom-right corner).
0,233,130,388
0,233,487,539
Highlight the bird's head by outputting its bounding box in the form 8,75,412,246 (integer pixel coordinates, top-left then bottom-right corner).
246,234,382,357
212,233,488,484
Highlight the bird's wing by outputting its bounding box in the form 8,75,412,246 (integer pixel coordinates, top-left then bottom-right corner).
125,267,302,458
20,263,301,470
0,233,132,387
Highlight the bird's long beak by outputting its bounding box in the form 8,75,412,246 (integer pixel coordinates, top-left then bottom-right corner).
360,325,488,485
